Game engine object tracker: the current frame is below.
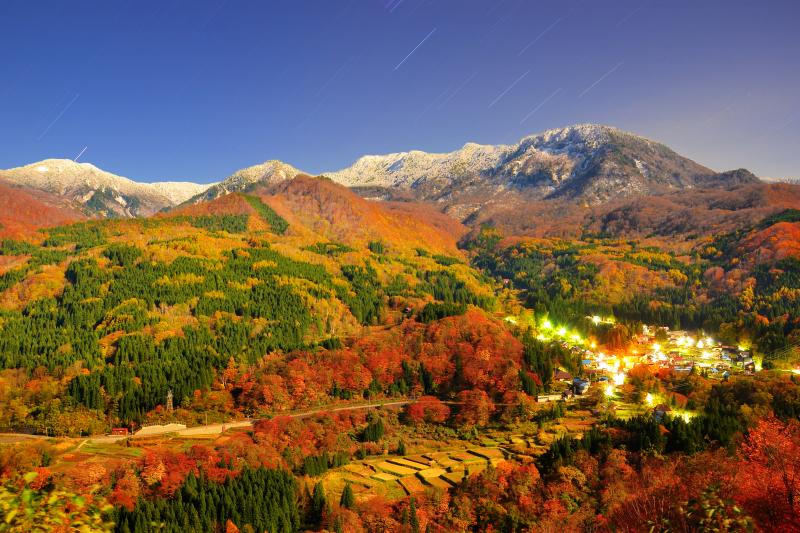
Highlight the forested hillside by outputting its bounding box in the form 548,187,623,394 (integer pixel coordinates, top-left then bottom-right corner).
0,177,491,434
1,176,800,533
468,207,800,362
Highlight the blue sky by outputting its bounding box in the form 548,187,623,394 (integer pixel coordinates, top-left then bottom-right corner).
0,0,798,182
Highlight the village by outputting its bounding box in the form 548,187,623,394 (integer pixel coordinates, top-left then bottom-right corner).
529,314,759,418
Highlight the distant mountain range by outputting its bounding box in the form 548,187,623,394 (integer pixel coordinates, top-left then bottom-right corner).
0,125,763,224
184,160,302,204
0,159,208,218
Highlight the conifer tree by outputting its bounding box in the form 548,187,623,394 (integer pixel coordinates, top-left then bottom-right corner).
310,481,326,526
340,483,355,510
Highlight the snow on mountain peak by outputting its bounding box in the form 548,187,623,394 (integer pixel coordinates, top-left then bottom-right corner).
0,159,214,217
182,159,304,204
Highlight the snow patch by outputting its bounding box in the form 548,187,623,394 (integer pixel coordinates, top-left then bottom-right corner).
634,159,649,178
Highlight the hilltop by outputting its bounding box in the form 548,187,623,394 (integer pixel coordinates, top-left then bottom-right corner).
0,159,209,218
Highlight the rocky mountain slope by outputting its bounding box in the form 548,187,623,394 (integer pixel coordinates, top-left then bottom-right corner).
0,125,764,226
0,159,209,218
327,124,760,219
184,160,303,204
148,181,213,204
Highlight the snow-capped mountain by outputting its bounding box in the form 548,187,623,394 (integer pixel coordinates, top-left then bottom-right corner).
149,181,215,204
764,176,800,185
0,159,212,218
0,125,762,222
327,124,759,217
184,160,303,204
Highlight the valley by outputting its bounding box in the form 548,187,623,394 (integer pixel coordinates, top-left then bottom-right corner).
1,127,799,532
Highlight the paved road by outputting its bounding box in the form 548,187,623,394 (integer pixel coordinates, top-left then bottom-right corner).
0,432,49,443
85,400,412,443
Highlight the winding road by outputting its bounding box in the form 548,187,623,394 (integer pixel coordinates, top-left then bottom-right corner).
84,400,414,443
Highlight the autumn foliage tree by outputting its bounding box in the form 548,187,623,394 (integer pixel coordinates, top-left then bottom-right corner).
404,396,450,424
735,416,800,531
454,389,494,428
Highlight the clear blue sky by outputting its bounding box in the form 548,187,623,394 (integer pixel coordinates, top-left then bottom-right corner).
1,0,798,182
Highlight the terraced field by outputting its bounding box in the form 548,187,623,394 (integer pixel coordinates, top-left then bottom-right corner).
327,446,510,499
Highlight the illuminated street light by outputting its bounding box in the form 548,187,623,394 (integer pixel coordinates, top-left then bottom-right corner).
542,319,553,330
605,385,615,397
592,315,601,324
557,327,567,337
645,393,654,405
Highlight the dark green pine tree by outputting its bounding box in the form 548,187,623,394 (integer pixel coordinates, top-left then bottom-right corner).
409,498,420,533
340,483,355,510
310,481,327,526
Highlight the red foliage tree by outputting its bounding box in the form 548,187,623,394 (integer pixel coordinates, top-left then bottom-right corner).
736,416,800,531
405,396,450,424
454,389,494,428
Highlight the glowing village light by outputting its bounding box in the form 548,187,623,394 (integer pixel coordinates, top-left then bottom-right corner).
701,350,712,359
605,384,615,397
652,343,661,353
542,319,553,329
697,340,705,349
645,393,654,405
590,341,597,349
592,315,601,324
706,337,714,346
557,327,567,337
613,372,625,386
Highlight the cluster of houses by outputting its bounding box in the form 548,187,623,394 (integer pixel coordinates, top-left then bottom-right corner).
538,326,758,402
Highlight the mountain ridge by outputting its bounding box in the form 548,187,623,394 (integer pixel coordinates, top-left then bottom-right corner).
1,125,762,222
0,159,211,217
183,160,303,205
327,124,757,211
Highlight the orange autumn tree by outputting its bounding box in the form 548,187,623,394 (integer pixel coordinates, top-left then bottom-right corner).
404,396,450,424
736,416,800,531
454,389,494,428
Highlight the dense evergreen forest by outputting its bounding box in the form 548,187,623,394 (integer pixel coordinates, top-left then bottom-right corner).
113,468,300,533
0,213,494,428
